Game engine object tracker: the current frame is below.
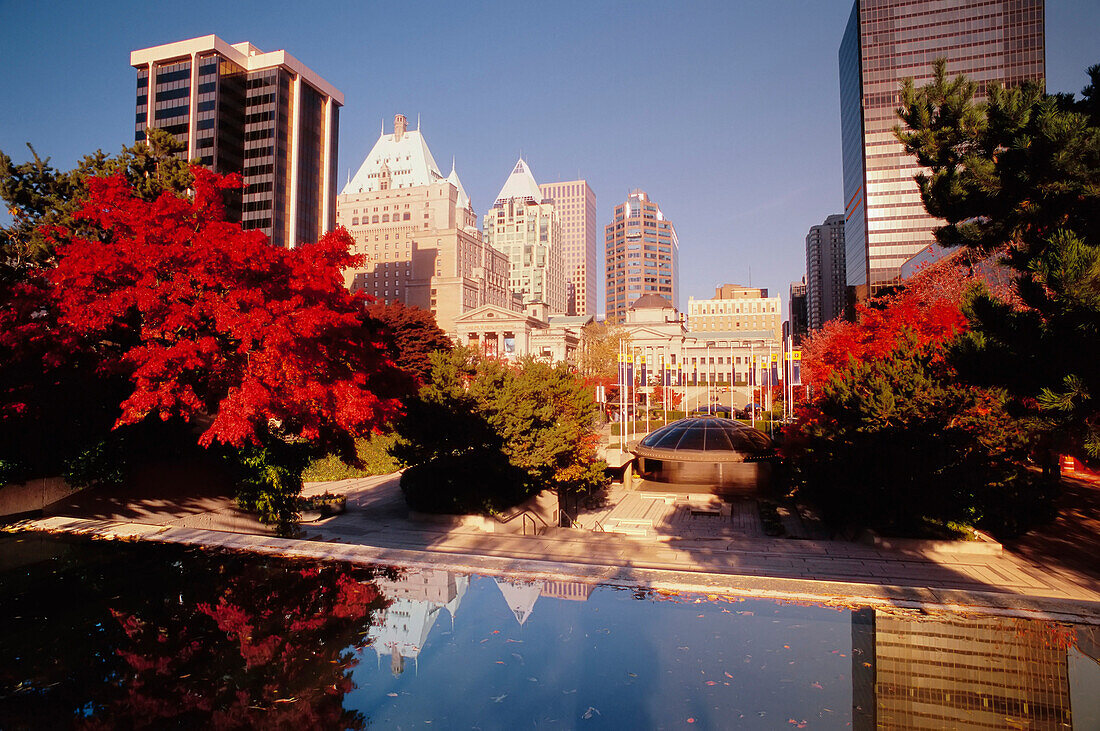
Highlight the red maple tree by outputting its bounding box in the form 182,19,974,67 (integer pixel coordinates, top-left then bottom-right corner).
800,250,1016,388
40,168,404,456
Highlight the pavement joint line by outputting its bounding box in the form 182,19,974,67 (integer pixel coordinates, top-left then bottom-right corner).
10,517,1100,625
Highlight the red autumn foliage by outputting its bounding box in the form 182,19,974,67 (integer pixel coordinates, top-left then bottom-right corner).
34,167,404,453
800,250,1016,388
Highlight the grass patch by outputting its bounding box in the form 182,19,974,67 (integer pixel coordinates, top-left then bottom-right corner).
302,432,402,482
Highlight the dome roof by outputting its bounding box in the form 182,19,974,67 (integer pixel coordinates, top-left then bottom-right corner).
630,294,673,310
631,416,772,463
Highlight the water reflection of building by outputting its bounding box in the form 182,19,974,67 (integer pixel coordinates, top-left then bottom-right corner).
368,569,468,676
852,608,1073,730
494,578,596,626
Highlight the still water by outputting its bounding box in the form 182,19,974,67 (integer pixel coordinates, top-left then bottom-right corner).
0,532,1096,729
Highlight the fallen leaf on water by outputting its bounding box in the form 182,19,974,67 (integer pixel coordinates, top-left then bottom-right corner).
722,608,731,613
511,653,524,663
582,706,601,719
725,672,734,678
505,638,523,643
783,645,790,649
492,630,500,635
528,677,538,683
628,672,637,678
563,689,577,695
811,682,823,689
491,693,507,703
697,614,705,618
687,718,695,724
863,662,872,668
495,661,505,665
387,693,398,697
705,680,717,686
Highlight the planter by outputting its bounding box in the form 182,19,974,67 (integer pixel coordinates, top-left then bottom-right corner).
860,528,1002,556
299,493,347,518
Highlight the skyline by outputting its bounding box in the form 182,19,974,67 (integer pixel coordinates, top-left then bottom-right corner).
2,0,1097,317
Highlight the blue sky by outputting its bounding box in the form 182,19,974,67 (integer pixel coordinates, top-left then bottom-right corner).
2,0,1097,315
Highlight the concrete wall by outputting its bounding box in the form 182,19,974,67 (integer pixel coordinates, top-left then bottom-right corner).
0,477,76,517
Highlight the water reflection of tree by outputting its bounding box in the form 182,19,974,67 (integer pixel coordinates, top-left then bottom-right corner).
0,537,391,729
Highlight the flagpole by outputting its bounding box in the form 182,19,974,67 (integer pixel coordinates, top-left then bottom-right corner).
750,342,756,429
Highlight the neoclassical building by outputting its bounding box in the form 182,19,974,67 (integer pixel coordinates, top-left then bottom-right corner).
454,301,591,366
621,295,780,386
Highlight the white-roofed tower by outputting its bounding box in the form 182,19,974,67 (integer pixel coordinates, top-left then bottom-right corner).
483,159,567,314
336,115,512,334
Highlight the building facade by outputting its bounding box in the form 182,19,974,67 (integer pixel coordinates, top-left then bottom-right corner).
604,190,678,323
454,301,590,366
618,295,780,389
839,0,1045,293
539,179,596,316
336,114,511,334
686,285,782,344
131,35,342,249
788,278,809,345
806,213,847,329
483,160,567,314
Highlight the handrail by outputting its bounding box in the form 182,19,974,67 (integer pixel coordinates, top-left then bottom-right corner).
521,513,535,536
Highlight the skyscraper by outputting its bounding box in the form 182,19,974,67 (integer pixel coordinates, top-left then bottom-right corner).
604,190,678,323
839,1,1044,294
788,278,808,346
483,160,567,314
336,114,510,334
539,180,596,316
805,213,847,329
131,35,343,249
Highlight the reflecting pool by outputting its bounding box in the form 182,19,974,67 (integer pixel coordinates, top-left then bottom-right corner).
0,532,1097,729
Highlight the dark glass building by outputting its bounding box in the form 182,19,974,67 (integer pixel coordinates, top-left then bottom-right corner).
805,213,846,329
131,35,342,249
839,1,1044,294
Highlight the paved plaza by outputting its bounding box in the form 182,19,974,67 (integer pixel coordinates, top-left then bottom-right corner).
11,471,1100,623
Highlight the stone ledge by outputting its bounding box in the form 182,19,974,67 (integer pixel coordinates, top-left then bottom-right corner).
862,528,1003,556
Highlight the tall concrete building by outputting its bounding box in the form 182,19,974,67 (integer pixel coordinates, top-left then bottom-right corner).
484,160,567,314
839,0,1044,294
604,190,678,323
806,213,847,329
539,180,596,316
687,285,782,344
337,114,511,334
131,35,343,249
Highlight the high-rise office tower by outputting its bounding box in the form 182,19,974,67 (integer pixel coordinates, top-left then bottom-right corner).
839,1,1044,294
539,180,596,316
131,35,343,249
806,213,847,329
788,279,808,346
604,190,678,323
483,160,567,314
336,115,511,334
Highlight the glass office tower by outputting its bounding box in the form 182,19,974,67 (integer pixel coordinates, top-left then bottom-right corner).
839,1,1044,293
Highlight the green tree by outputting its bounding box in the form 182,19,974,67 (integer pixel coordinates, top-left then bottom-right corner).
790,334,1045,537
895,60,1100,463
1,129,194,284
393,349,607,514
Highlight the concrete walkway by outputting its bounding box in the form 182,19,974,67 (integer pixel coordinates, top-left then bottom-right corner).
10,472,1100,623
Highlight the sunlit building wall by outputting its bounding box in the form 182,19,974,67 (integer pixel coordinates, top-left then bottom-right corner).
337,115,510,334
604,190,678,322
839,0,1045,293
539,180,596,316
484,160,567,314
